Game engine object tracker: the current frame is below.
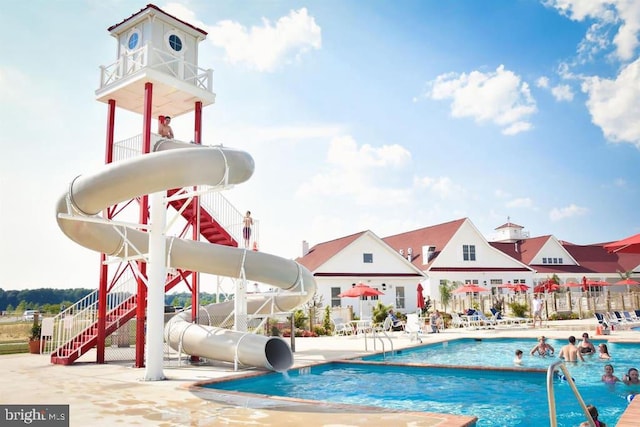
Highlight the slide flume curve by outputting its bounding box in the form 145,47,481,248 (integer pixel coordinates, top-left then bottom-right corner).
56,140,316,371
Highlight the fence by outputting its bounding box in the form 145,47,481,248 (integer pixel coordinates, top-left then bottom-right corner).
445,291,640,320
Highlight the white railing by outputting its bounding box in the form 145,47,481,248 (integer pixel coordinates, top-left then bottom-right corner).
99,44,213,93
43,270,139,355
112,135,256,247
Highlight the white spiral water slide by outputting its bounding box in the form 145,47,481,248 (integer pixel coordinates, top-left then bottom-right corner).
56,140,316,371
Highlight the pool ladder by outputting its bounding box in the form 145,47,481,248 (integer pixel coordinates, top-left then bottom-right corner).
547,361,596,427
367,329,394,358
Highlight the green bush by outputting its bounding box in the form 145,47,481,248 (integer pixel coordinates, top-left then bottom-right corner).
508,301,529,318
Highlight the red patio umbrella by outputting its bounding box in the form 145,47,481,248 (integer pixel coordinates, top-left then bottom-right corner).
534,280,559,293
497,283,514,288
453,284,489,293
615,278,640,286
604,233,640,254
338,283,384,298
563,281,583,288
338,283,384,318
585,280,611,287
509,284,530,292
416,283,425,309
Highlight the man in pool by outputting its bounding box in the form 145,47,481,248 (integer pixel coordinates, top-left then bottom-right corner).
559,335,585,362
529,336,555,357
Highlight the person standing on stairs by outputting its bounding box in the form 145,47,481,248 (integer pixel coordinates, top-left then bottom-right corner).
243,211,253,248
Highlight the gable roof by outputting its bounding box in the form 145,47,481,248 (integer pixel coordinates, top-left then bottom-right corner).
495,221,524,230
296,231,366,272
382,218,466,268
491,235,559,265
108,4,208,36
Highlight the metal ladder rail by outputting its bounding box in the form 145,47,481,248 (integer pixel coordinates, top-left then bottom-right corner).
547,361,596,427
368,329,394,358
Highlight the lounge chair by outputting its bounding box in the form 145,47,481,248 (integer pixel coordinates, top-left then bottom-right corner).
404,313,424,342
622,311,640,325
332,318,354,336
490,308,531,326
373,316,393,334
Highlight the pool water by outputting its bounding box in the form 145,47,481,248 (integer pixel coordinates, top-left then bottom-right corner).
205,338,640,427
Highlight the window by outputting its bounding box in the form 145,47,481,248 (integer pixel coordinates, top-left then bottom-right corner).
363,253,373,263
553,258,558,264
490,279,502,285
558,258,563,264
168,34,183,52
463,245,476,261
395,286,405,309
331,287,341,307
127,30,140,50
542,258,548,264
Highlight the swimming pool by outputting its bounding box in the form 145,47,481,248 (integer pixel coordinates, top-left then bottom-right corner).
204,338,640,426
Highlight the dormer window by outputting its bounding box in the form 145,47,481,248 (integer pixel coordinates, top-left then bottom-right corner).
168,33,183,52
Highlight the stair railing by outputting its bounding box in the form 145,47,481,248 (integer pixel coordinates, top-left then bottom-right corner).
113,134,259,248
43,270,138,355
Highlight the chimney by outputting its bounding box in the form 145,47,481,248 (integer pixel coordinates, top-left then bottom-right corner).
515,241,519,253
302,240,309,256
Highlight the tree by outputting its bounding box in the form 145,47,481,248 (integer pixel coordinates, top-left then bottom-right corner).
439,280,455,314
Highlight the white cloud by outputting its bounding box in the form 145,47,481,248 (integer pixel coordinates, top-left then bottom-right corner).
581,58,640,147
551,84,574,101
549,203,589,221
494,189,511,199
506,197,533,208
427,65,537,135
545,0,640,61
414,176,466,199
206,8,321,72
614,178,626,187
296,136,413,205
536,76,550,88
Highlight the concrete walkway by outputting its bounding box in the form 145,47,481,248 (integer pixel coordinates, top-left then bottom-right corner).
2,319,639,426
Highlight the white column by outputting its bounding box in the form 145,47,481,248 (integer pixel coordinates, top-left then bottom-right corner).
234,269,247,332
144,191,167,381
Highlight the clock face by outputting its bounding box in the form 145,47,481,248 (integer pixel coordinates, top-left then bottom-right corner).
168,34,183,52
127,32,139,50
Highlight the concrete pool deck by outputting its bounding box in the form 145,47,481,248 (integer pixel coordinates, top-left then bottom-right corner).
3,319,640,426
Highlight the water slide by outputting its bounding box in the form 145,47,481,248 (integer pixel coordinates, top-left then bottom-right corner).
56,140,316,372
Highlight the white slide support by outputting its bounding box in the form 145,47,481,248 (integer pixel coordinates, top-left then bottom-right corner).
56,140,316,372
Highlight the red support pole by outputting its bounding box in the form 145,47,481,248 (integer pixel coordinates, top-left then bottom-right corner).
190,101,203,362
97,99,116,364
194,101,202,145
135,83,153,368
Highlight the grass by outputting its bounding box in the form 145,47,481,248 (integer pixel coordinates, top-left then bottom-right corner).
0,321,30,355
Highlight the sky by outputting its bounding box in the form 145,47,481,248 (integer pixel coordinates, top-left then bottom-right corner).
1,0,639,291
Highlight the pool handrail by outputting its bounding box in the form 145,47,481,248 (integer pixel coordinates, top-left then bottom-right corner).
369,328,394,358
546,360,595,427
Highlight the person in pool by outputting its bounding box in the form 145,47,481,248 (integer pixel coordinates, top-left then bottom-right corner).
598,343,611,360
622,367,640,385
601,364,621,384
559,335,584,362
580,405,607,427
530,336,555,357
578,332,596,354
514,349,523,365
